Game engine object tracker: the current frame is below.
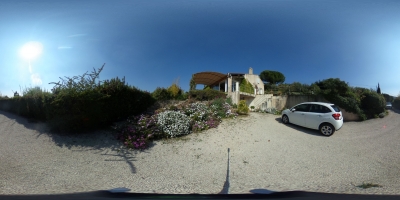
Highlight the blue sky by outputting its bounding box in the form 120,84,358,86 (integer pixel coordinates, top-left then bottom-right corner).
1,0,399,97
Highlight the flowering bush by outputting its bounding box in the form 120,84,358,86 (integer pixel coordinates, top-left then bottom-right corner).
157,110,191,137
205,117,220,128
192,121,209,132
192,117,220,132
114,114,162,150
114,97,240,150
210,98,237,119
183,102,211,122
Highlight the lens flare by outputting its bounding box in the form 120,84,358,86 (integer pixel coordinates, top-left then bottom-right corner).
20,41,43,60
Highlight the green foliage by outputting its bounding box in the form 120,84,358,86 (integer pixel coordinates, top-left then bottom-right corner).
167,83,182,98
209,98,234,119
265,82,315,95
22,86,50,98
188,90,226,101
315,78,366,120
393,97,400,110
203,85,211,90
46,64,155,133
315,79,386,120
315,78,350,96
259,70,285,85
226,97,233,106
189,76,196,91
264,83,279,94
359,90,385,118
237,100,249,115
152,86,186,101
152,87,172,101
239,79,254,94
376,83,381,94
50,64,106,94
0,87,53,121
382,93,394,103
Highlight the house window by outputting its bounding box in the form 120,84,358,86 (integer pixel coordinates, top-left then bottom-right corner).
219,82,225,91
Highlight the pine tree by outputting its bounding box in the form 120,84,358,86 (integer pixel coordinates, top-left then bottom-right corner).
377,83,381,94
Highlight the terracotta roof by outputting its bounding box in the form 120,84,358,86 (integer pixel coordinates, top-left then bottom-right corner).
192,72,227,86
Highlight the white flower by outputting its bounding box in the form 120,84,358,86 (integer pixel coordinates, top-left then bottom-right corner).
157,110,191,137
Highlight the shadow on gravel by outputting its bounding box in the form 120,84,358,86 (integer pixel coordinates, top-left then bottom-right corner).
0,110,48,137
390,107,400,114
274,117,325,137
0,110,161,174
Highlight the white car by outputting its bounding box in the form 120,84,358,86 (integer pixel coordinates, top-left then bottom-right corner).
281,102,343,136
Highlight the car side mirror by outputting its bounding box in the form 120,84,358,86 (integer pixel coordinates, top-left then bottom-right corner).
290,108,296,112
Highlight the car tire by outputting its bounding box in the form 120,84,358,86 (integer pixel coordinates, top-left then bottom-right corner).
282,115,289,124
319,123,335,136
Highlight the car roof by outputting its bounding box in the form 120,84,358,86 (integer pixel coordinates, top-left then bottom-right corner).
298,102,335,106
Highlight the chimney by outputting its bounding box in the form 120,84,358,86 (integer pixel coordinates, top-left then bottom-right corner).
249,67,253,74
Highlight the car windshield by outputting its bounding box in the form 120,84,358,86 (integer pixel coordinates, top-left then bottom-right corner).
1,0,400,198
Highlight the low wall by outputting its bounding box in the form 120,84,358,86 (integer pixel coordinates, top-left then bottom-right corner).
284,95,329,108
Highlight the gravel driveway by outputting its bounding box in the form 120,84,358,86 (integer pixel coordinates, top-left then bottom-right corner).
1,109,399,195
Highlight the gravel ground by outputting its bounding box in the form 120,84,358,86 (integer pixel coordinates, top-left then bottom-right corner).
0,109,399,195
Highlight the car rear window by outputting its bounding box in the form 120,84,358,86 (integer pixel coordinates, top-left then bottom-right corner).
330,105,341,112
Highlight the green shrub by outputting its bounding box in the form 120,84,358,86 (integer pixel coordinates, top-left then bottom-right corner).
46,64,155,133
382,93,394,103
152,87,172,101
167,83,183,99
226,97,233,106
209,98,225,117
393,97,400,110
0,87,53,122
176,92,188,100
360,91,386,118
237,100,249,115
315,78,366,120
239,79,254,94
188,90,226,101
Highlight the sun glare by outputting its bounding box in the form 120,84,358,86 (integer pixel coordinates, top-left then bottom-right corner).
20,41,43,60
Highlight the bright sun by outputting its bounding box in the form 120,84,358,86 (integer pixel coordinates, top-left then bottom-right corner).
20,41,43,60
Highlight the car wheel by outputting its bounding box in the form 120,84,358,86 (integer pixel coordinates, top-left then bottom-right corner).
282,115,289,124
319,123,335,136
